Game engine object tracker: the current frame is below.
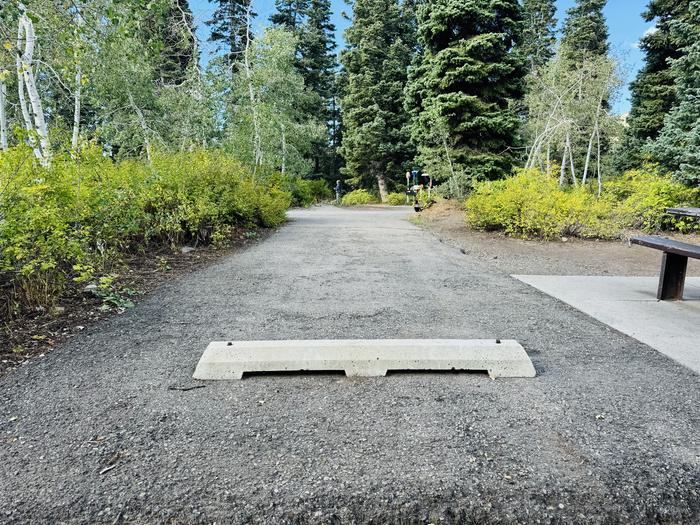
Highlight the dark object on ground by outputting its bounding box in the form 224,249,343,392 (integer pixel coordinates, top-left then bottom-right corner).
168,383,206,391
631,235,700,300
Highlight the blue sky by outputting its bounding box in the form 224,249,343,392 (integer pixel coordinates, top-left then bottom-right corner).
189,0,653,114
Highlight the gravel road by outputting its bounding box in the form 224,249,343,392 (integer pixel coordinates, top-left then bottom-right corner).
1,205,698,524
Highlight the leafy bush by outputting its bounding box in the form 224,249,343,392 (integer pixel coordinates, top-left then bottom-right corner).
273,175,332,207
465,170,617,239
385,192,407,205
341,189,378,206
0,146,292,316
606,169,700,231
307,179,333,202
277,174,314,207
465,168,700,240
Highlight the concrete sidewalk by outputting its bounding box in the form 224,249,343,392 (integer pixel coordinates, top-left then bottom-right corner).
515,275,700,374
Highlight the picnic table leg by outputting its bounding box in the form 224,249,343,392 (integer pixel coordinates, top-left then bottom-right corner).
657,252,688,300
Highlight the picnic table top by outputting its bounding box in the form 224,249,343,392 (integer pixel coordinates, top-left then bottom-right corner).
666,207,700,218
631,235,700,258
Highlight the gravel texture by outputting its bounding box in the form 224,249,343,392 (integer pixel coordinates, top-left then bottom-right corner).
1,205,699,524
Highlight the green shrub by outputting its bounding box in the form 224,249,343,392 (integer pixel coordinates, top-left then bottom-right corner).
307,179,333,202
269,175,333,207
0,146,292,317
341,189,378,206
465,168,700,240
276,174,314,207
465,170,617,239
385,192,407,205
605,169,700,231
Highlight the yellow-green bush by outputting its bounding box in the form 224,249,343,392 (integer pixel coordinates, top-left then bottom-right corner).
465,168,700,240
606,169,700,231
0,146,292,316
385,192,407,205
341,189,378,206
265,174,332,207
306,179,333,202
465,170,617,239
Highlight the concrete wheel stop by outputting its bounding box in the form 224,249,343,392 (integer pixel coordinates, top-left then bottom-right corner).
193,339,536,380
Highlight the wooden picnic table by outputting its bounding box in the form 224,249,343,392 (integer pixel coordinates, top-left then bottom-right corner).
666,207,700,218
630,207,700,300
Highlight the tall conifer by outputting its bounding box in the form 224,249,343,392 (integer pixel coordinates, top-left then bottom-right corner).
405,0,525,184
158,0,198,85
339,0,415,199
522,0,557,70
207,0,255,66
651,0,700,185
561,0,609,61
617,0,691,170
270,0,309,30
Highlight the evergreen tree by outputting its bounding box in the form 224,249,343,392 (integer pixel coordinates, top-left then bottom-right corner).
522,0,557,70
561,0,609,61
207,0,255,66
405,0,525,186
269,0,338,178
298,0,339,178
297,0,336,104
339,0,415,200
158,0,198,85
270,0,309,30
617,0,690,170
650,0,700,186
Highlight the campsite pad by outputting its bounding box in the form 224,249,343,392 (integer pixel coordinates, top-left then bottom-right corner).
514,275,700,374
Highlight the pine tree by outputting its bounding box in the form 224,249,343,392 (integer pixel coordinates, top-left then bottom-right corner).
405,0,525,186
270,0,309,31
522,0,557,70
207,0,255,66
339,0,415,200
297,0,336,104
158,0,198,85
298,0,339,178
269,0,338,178
561,0,609,61
617,0,691,170
650,0,700,186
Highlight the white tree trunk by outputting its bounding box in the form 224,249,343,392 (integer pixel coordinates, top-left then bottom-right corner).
377,173,389,203
280,124,286,175
566,133,576,185
71,12,83,152
128,90,152,163
582,123,596,185
559,144,567,187
597,127,602,197
243,3,262,174
17,9,50,165
71,64,82,151
0,80,7,150
16,19,36,144
442,133,456,178
583,92,605,184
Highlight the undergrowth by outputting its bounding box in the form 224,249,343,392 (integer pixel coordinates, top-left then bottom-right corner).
341,189,378,206
0,146,295,318
465,168,699,239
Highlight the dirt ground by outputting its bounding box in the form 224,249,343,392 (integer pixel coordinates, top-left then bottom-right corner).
1,227,271,376
413,200,700,277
